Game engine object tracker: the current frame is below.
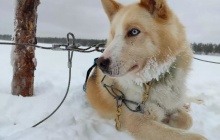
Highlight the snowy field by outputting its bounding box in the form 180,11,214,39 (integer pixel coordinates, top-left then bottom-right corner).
0,40,220,140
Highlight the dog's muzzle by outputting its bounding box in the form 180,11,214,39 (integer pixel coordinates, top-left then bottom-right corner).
96,57,111,73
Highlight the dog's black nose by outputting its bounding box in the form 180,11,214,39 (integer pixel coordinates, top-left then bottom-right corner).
96,57,111,71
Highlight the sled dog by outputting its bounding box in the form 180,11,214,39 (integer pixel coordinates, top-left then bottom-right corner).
86,0,207,139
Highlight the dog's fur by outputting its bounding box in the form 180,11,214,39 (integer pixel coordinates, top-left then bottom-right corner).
86,0,207,139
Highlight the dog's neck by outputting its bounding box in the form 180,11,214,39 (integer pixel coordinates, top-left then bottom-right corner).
102,56,177,104
116,57,176,91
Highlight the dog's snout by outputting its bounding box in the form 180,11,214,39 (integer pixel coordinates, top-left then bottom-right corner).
96,57,111,71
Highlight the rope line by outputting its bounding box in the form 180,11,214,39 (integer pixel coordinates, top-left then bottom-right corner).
1,41,219,64
0,42,52,50
193,57,220,64
0,33,105,53
32,51,73,127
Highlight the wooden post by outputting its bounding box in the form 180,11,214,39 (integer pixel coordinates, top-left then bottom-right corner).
12,0,40,96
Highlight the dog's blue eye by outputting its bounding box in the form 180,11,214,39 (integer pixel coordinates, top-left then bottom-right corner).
128,29,140,37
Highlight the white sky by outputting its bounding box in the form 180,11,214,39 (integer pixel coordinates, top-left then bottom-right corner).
0,0,219,43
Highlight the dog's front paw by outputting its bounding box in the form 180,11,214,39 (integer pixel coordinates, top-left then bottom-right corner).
184,133,207,140
167,109,192,130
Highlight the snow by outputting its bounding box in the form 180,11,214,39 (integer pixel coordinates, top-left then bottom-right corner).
133,56,176,86
0,40,220,140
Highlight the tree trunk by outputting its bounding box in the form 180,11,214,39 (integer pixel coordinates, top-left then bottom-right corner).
12,0,40,96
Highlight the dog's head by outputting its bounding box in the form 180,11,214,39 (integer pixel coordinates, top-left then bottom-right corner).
97,0,186,81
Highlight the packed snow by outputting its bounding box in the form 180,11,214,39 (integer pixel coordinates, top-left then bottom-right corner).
0,40,220,140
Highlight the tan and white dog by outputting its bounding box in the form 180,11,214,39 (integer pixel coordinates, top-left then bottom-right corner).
86,0,207,140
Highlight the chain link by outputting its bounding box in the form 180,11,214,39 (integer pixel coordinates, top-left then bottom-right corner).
142,83,151,104
114,82,153,131
115,104,122,131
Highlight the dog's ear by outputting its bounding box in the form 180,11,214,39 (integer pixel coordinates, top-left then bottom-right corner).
101,0,122,21
140,0,169,20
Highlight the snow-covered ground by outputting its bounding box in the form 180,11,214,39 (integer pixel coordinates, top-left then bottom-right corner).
0,40,220,140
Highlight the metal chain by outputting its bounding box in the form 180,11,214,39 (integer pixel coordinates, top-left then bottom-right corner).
115,98,123,130
115,104,122,130
101,75,152,111
101,75,153,131
142,83,151,104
